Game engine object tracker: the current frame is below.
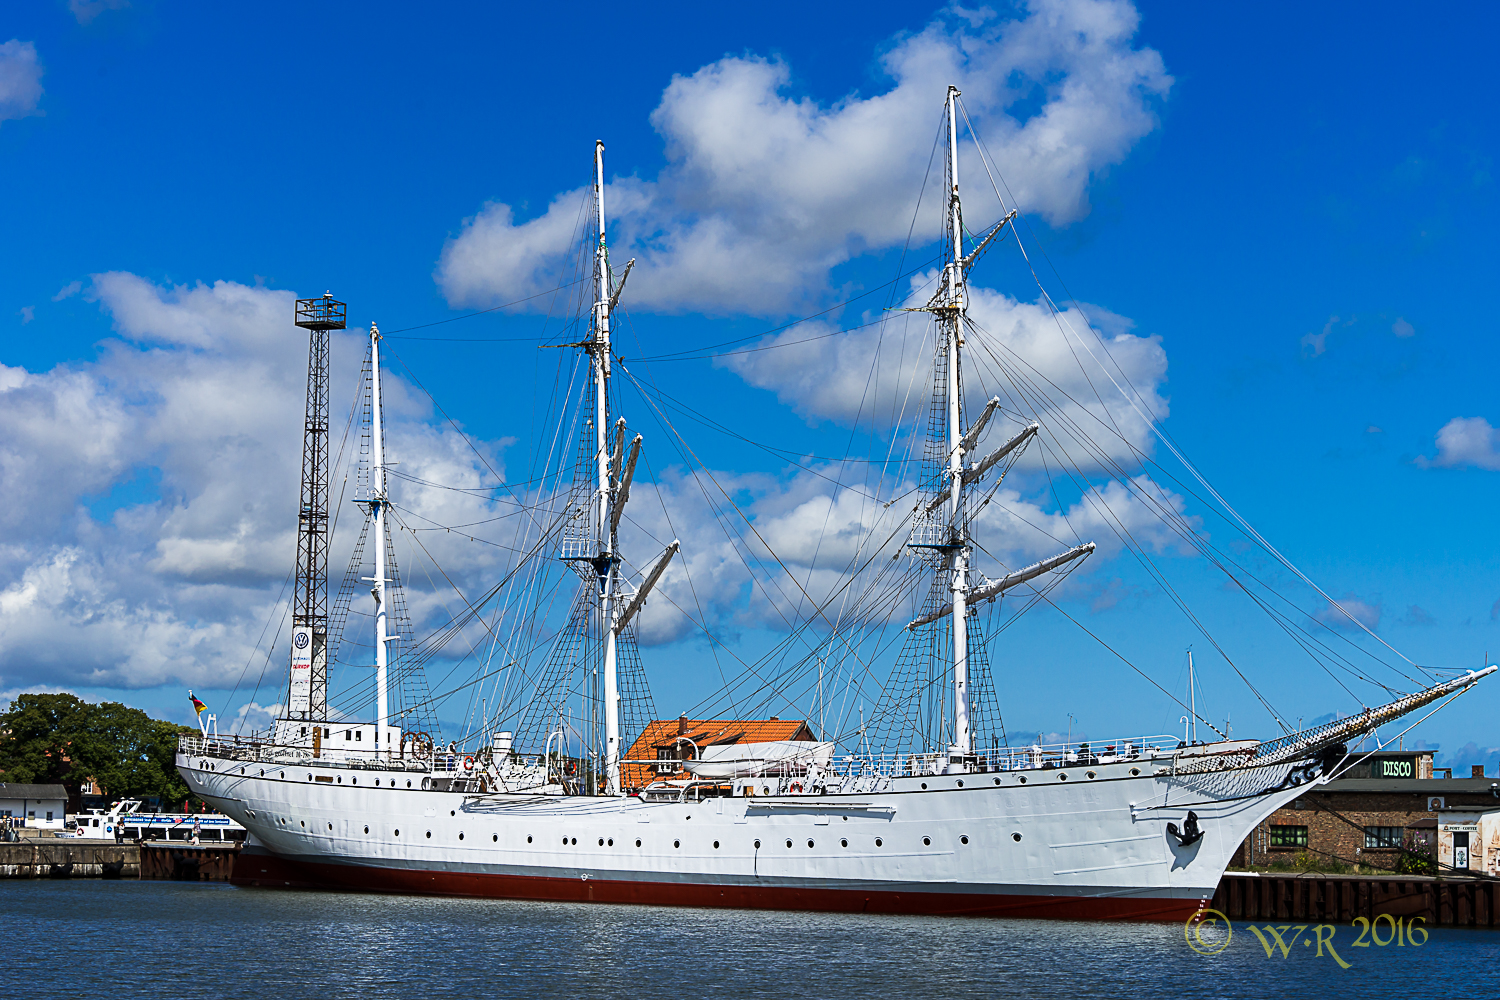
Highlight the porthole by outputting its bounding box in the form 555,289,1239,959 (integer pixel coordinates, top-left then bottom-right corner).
1012,832,1022,843
306,774,312,781
786,839,793,849
807,839,815,848
994,778,1001,785
526,836,533,843
327,823,333,830
562,837,568,846
459,833,464,841
1086,771,1096,780
713,841,720,849
571,838,577,845
957,779,964,787
492,834,498,842
673,840,680,849
920,782,928,790
364,826,369,834
300,821,306,828
1130,767,1140,777
607,838,613,846
336,776,342,784
960,835,969,845
259,770,264,777
351,777,357,785
762,786,771,795
636,839,642,847
425,831,431,839
450,810,456,817
406,780,411,788
754,840,761,849
394,829,400,837
598,838,605,846
923,836,931,846
280,772,285,779
875,838,883,847
840,839,848,848
1018,775,1027,784
1058,773,1068,781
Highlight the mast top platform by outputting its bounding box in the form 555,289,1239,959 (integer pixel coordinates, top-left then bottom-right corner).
295,293,347,331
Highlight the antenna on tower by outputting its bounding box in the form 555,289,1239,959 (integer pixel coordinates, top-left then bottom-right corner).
288,292,345,729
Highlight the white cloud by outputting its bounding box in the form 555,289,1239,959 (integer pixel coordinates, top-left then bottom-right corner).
17,306,33,325
0,40,43,127
69,0,130,26
1417,416,1500,471
53,280,82,301
1316,593,1382,631
0,274,516,694
720,280,1169,468
1392,317,1415,338
437,0,1170,316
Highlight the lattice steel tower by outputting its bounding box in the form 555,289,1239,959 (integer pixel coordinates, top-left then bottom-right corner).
287,292,344,722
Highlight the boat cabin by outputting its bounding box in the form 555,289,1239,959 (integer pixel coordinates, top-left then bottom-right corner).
621,716,816,791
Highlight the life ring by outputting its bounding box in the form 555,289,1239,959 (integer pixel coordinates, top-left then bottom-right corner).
788,781,804,794
463,755,475,771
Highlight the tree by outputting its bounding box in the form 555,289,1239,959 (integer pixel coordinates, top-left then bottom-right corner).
0,693,194,808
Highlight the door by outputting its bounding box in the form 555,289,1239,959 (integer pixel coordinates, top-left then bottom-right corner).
1454,831,1470,870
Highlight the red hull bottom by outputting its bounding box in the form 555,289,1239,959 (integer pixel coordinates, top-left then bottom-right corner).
231,851,1204,922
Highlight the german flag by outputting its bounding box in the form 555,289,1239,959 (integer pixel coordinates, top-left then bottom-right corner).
189,692,208,715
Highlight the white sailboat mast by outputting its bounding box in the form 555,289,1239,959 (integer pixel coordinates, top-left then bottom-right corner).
370,323,390,754
945,86,972,759
594,140,622,795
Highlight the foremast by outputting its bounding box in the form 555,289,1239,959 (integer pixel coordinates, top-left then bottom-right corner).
900,88,1093,767
941,87,973,758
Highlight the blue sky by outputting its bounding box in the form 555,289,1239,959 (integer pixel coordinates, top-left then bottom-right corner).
1,2,1497,768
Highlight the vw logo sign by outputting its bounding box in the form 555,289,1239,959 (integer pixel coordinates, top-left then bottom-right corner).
293,632,310,650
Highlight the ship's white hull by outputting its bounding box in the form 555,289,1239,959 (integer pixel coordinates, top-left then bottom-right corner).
179,749,1318,920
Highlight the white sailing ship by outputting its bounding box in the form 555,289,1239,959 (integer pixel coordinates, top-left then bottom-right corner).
178,88,1493,919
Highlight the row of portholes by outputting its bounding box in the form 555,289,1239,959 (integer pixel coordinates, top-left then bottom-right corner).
334,827,1024,848
250,767,415,789
912,767,1143,788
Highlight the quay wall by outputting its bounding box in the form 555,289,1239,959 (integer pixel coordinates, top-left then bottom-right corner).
0,841,139,879
1213,872,1498,928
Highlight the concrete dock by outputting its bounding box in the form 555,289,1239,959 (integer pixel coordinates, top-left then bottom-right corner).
0,840,139,878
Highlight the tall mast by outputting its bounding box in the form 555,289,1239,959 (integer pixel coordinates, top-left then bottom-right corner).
289,293,345,727
370,324,390,754
594,140,622,794
944,86,972,760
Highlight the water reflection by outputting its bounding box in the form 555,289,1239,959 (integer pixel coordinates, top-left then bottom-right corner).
14,882,1500,999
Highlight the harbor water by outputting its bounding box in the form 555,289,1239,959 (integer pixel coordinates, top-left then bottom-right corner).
13,880,1500,998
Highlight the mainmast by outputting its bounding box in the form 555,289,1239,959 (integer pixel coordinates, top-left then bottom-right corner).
289,293,345,727
943,87,973,760
592,140,622,794
368,323,390,755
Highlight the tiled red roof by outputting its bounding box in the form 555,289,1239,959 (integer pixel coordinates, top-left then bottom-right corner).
621,718,815,791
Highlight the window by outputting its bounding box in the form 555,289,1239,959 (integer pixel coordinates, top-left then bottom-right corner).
356,730,362,741
655,749,679,775
1365,826,1403,849
46,812,53,822
1268,825,1308,848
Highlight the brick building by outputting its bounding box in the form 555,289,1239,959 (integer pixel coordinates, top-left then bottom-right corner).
1233,753,1500,873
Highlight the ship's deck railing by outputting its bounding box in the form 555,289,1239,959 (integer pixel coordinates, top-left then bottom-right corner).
830,735,1185,779
179,734,566,783
179,733,433,772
